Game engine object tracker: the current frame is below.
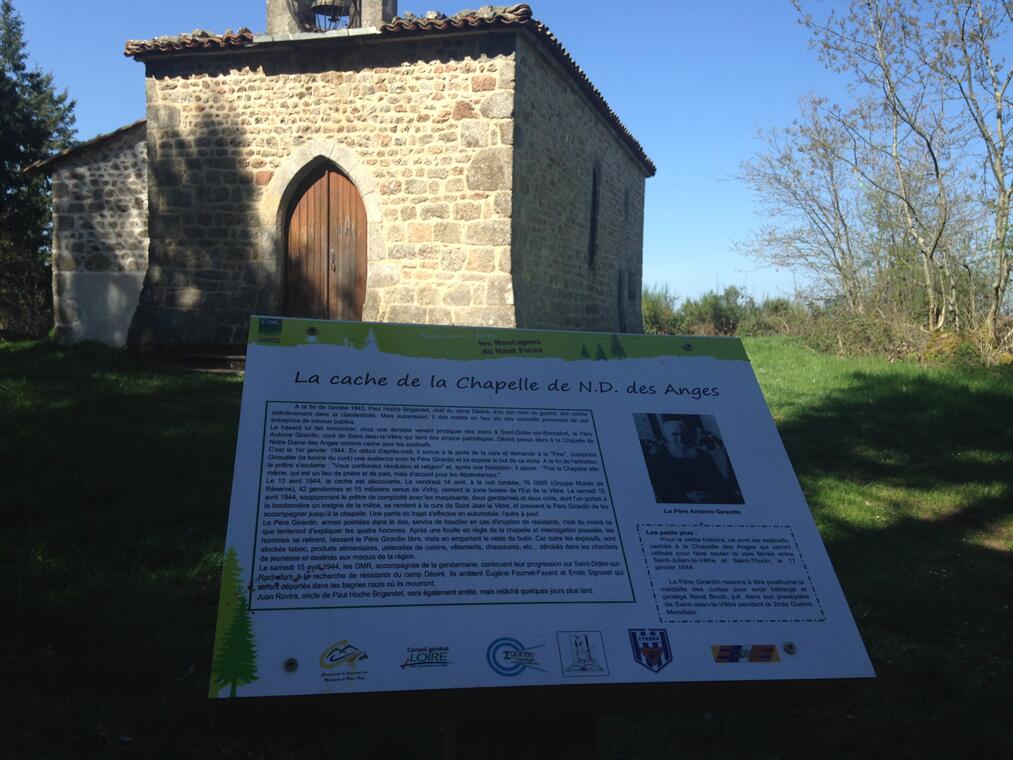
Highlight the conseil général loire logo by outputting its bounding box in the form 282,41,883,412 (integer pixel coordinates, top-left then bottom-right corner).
402,646,452,669
486,637,546,676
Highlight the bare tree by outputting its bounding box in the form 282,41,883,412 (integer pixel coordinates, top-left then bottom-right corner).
797,0,955,331
740,97,868,312
739,0,1011,349
924,0,1013,342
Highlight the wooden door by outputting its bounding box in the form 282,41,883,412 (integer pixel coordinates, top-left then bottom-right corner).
285,166,367,320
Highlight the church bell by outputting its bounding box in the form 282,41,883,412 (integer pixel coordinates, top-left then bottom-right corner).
310,0,361,29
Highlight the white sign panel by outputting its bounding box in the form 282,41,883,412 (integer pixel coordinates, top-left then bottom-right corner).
209,318,874,700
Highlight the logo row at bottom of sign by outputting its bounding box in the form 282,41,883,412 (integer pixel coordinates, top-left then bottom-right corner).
311,630,786,683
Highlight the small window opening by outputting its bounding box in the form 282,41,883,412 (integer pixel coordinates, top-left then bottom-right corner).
588,166,600,267
617,271,628,333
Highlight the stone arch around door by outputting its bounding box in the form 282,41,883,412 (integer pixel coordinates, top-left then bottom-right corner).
257,141,385,321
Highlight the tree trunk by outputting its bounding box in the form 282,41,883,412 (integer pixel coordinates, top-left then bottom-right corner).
920,251,940,331
985,192,1012,344
941,253,958,331
962,262,977,329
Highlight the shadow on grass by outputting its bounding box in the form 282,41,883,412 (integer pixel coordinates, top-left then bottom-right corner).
0,342,438,759
603,367,1013,759
4,344,1010,759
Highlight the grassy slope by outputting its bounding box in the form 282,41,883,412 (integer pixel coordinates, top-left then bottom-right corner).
1,338,1010,759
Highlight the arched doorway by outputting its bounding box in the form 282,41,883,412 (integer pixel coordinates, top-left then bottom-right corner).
284,164,367,320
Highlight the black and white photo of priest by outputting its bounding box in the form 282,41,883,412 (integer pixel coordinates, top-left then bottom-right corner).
635,413,744,505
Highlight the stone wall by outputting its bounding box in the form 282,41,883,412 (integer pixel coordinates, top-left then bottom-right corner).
51,123,149,345
132,33,518,346
510,34,646,333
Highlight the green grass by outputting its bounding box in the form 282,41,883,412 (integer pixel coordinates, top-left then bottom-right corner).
2,337,1010,759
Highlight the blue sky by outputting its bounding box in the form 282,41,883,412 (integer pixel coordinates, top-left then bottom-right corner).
18,0,848,301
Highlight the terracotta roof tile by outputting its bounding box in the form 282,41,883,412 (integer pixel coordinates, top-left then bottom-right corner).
122,5,654,175
381,4,533,32
24,119,147,175
123,28,254,58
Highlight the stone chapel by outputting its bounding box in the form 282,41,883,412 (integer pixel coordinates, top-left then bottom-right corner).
34,1,655,347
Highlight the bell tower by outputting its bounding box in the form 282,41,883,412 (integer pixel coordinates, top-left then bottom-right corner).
359,0,398,28
266,0,397,34
266,0,314,35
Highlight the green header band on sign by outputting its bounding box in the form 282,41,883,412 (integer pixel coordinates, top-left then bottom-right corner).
247,316,749,362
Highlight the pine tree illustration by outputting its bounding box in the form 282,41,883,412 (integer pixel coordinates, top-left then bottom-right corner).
610,334,626,358
595,344,608,361
216,593,258,697
580,344,590,359
210,548,258,697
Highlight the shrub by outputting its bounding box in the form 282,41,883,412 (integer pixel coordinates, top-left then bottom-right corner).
642,284,684,335
678,286,747,335
737,297,810,336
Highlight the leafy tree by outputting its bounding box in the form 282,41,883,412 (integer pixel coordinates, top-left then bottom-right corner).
0,0,75,338
210,547,258,698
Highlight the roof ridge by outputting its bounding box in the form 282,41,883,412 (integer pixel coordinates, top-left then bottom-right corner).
25,119,148,175
531,15,653,175
124,28,254,58
384,3,533,29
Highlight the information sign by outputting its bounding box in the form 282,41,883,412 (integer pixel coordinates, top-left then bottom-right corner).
209,318,874,703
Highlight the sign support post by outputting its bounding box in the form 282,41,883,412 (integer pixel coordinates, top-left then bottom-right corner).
442,718,599,760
